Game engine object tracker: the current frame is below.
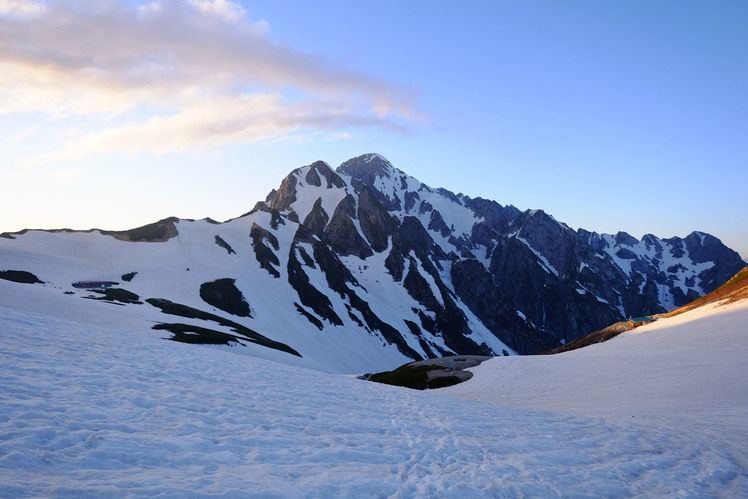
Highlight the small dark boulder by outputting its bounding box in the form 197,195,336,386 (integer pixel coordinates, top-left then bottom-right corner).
0,270,43,284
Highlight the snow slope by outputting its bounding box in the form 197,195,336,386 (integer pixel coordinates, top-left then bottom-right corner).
443,299,748,480
444,299,748,422
2,295,748,496
0,217,422,374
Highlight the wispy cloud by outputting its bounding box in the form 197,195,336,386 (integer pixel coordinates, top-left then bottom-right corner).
0,0,420,160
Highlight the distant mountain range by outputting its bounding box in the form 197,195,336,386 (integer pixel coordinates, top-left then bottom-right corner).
1,153,744,372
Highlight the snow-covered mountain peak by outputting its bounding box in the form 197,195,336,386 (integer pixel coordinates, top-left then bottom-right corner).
1,153,745,371
337,153,396,182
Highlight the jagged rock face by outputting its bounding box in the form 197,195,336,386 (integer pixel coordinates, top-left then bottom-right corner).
451,259,558,355
268,172,297,212
339,154,403,211
308,160,346,189
248,152,745,355
250,223,281,278
302,198,329,238
356,187,397,253
323,195,373,259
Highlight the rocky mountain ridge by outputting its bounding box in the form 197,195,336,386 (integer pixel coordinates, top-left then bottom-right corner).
1,153,744,372
253,154,744,353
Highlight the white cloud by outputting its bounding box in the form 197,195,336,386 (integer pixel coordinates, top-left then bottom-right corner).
0,0,45,17
0,0,419,160
188,0,247,23
26,93,409,165
5,124,39,144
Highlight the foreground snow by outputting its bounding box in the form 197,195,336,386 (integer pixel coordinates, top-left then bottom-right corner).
443,300,748,438
2,303,748,497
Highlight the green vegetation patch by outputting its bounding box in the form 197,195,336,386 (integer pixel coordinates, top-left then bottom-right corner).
369,364,445,390
427,375,466,389
146,298,300,357
0,270,43,284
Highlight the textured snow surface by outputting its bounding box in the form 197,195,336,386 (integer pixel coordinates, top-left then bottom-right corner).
2,300,748,497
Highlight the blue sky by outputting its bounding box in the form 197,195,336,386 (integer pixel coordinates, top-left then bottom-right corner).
1,0,746,258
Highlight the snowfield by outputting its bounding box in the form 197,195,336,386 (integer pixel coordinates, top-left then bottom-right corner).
1,290,748,496
443,300,748,435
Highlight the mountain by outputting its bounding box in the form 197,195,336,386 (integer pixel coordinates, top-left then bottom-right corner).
541,264,748,355
1,153,744,372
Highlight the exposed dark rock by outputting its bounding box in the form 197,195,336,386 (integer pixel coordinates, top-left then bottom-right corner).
302,197,330,237
404,191,419,211
436,188,461,205
250,223,280,278
490,233,628,343
295,302,324,330
156,323,243,346
104,217,179,242
270,210,286,229
268,171,298,212
616,248,638,260
403,259,442,312
346,291,423,361
463,197,520,231
345,305,365,328
451,259,559,354
297,224,422,361
471,222,494,247
121,272,138,282
296,245,316,268
338,153,393,185
384,241,406,282
310,160,346,188
200,278,251,317
0,270,43,284
323,195,373,259
85,288,142,304
684,232,746,292
147,298,300,356
615,231,639,246
287,228,344,326
214,235,235,254
311,235,362,297
448,235,476,259
305,166,321,186
338,154,402,210
399,216,434,253
428,210,450,238
357,186,397,253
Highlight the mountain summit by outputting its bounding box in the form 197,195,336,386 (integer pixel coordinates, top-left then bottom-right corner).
1,154,744,372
